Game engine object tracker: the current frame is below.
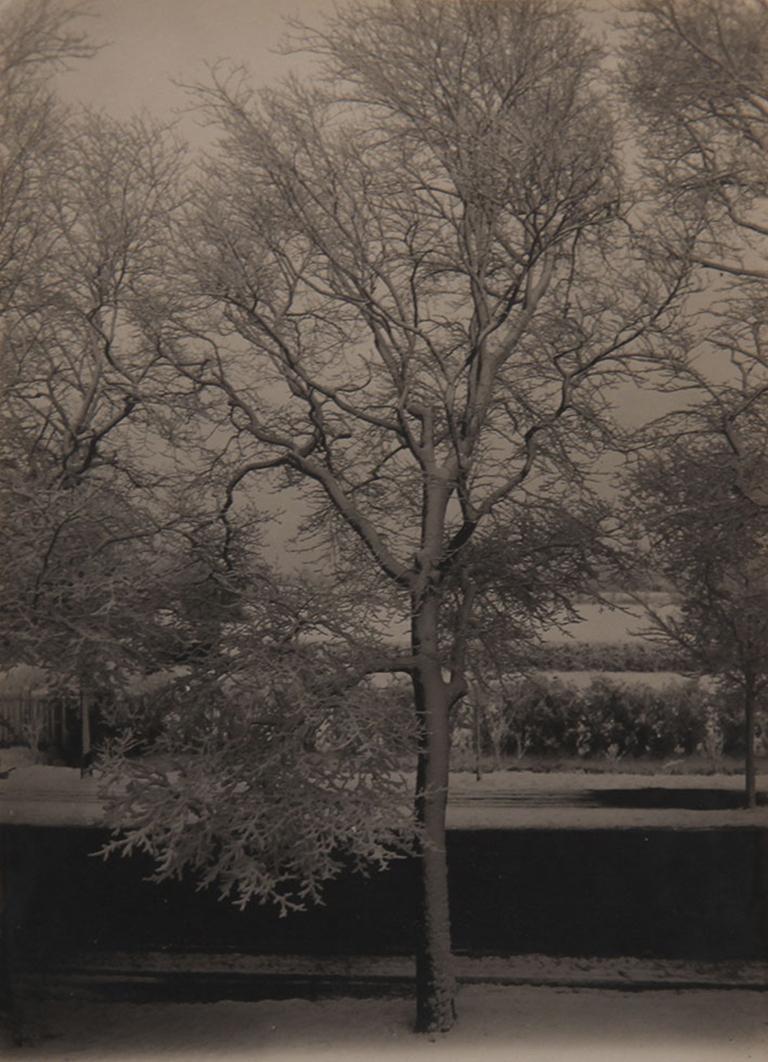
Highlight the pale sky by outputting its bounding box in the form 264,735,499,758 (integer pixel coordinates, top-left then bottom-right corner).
57,0,340,120
55,0,616,117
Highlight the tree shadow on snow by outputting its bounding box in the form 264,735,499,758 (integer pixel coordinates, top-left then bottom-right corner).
589,788,767,810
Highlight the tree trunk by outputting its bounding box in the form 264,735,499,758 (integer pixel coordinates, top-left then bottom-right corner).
473,694,482,782
80,688,92,775
412,591,456,1033
744,679,757,810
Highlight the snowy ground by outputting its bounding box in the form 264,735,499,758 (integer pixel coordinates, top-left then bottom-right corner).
446,769,768,829
1,764,765,828
5,984,767,1061
3,752,766,1059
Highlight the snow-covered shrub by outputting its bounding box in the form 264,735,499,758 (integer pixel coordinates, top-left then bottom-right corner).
97,661,418,914
491,675,717,760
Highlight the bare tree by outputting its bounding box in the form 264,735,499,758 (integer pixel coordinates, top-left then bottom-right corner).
122,0,689,1031
0,6,215,726
620,0,768,280
622,428,768,807
2,109,187,488
618,9,768,792
0,0,96,321
0,105,200,705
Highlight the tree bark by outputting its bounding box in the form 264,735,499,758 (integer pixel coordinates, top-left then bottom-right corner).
412,589,457,1033
744,678,757,810
473,695,482,782
80,688,92,776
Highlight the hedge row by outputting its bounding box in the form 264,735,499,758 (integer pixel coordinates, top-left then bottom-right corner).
518,641,690,673
467,676,761,760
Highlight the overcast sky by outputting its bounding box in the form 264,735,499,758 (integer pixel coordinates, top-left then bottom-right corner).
55,0,617,116
57,0,339,119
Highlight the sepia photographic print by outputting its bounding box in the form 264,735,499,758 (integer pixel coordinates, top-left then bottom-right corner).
1,1,767,1058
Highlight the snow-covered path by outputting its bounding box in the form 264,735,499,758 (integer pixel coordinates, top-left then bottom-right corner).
5,984,767,1060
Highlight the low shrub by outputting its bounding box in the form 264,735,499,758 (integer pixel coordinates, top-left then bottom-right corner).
460,675,764,762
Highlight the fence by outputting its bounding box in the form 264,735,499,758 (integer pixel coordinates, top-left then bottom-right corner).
0,692,69,750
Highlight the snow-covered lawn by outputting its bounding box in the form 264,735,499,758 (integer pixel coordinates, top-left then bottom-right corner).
446,769,768,829
5,984,767,1060
53,951,768,988
1,765,766,828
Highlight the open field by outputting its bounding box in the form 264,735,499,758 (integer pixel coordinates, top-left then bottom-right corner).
541,601,677,645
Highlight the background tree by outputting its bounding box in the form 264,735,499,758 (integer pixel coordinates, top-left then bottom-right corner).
618,0,768,809
119,0,689,1031
619,0,768,483
0,106,191,756
0,0,202,698
0,470,252,691
621,0,768,282
0,2,236,763
622,426,768,807
0,0,95,325
1,107,186,492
